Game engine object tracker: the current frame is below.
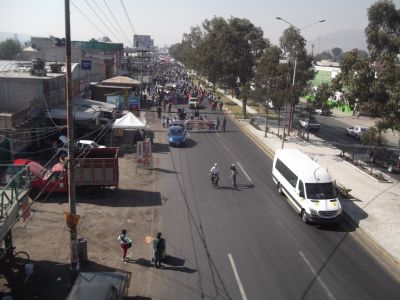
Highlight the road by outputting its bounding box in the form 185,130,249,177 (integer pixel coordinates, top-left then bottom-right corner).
146,109,400,299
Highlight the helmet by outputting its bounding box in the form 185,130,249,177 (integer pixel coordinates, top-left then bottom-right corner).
231,163,235,167
214,163,218,167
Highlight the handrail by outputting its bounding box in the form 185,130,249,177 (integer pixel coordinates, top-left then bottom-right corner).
0,165,31,221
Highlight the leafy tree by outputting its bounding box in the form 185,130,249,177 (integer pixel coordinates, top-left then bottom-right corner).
254,45,288,127
279,27,315,129
333,49,375,106
365,0,400,134
89,38,98,43
313,51,333,62
221,17,268,118
0,39,22,60
331,47,343,61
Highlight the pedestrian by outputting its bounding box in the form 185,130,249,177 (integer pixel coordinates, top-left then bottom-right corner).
222,117,227,132
230,163,238,187
216,117,220,131
168,101,172,114
157,106,162,118
219,101,223,111
117,229,132,261
153,232,165,268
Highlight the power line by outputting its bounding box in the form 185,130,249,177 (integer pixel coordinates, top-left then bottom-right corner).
84,0,119,42
71,1,108,38
104,0,131,45
120,0,136,35
93,0,128,44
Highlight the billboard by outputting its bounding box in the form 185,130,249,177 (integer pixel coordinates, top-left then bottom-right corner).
133,35,154,48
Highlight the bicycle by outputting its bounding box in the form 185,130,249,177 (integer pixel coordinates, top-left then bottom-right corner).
0,246,30,267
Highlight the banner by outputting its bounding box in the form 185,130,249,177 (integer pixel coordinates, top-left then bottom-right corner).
107,95,125,109
128,95,140,111
185,120,217,132
136,141,152,168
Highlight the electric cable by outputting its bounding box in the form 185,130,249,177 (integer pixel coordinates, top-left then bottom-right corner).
71,1,108,38
104,0,132,45
93,0,127,44
84,0,119,42
120,0,136,35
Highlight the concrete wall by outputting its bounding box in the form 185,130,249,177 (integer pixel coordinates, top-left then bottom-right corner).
0,75,65,112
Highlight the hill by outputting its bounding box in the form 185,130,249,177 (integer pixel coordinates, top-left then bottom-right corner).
307,30,368,54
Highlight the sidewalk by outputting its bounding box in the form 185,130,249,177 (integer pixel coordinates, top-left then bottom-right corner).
223,92,400,264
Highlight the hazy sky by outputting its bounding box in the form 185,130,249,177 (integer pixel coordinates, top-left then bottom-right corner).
1,0,399,47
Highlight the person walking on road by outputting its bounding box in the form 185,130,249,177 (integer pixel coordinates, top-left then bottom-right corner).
216,117,220,131
230,163,238,187
153,232,165,268
118,229,132,261
222,117,227,132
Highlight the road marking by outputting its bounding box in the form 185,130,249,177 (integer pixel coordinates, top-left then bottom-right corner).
299,251,335,300
236,161,252,182
228,253,248,300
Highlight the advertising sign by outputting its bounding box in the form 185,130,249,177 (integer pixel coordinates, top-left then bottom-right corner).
81,59,92,70
128,95,140,111
136,141,152,168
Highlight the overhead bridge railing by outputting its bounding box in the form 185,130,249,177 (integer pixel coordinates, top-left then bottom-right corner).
0,165,31,221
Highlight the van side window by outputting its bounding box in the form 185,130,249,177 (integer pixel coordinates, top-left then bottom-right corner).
298,180,304,195
276,159,298,187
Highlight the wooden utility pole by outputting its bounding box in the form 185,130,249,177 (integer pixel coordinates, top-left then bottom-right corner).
64,0,78,282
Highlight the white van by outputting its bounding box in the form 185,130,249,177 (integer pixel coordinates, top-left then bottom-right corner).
272,149,342,224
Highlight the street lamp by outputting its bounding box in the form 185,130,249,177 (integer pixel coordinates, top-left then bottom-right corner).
276,17,325,141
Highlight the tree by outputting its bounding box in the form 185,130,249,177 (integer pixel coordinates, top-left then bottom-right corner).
0,39,22,60
365,0,400,134
333,49,375,106
220,17,268,118
254,45,287,128
313,51,333,62
279,27,315,130
89,38,98,43
331,47,343,62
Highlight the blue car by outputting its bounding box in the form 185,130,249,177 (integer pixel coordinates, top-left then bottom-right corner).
168,126,186,146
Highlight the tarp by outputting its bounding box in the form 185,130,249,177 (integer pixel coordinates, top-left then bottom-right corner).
112,112,146,129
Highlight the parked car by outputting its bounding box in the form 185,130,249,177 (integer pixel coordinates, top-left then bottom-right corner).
369,148,400,173
168,126,186,146
57,139,105,156
315,108,332,116
345,126,368,139
299,116,320,131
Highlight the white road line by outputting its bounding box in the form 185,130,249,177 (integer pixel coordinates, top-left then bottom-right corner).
299,251,335,300
228,253,248,300
236,161,252,182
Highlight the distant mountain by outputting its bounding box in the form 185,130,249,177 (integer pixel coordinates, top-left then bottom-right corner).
307,30,368,54
0,32,31,44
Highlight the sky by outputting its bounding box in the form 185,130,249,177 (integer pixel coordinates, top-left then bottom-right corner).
1,0,399,48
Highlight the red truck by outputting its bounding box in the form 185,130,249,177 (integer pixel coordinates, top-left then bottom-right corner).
14,147,119,194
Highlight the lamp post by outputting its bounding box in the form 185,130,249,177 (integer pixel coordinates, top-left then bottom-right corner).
276,17,325,136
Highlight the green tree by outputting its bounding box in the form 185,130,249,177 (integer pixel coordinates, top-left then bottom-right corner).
333,49,375,106
218,17,268,118
254,45,288,127
279,27,315,129
331,47,343,62
313,51,333,62
0,39,22,60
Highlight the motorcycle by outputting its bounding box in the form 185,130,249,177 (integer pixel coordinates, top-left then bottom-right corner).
211,173,219,187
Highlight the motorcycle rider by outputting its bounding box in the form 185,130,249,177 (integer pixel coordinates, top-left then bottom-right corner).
209,163,220,187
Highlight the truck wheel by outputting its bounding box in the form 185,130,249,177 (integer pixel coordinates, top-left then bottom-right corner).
302,210,309,224
277,183,283,195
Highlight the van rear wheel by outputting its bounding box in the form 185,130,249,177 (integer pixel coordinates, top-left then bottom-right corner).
277,183,283,195
301,210,309,224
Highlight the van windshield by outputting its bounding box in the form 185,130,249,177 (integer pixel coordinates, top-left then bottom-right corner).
305,182,335,200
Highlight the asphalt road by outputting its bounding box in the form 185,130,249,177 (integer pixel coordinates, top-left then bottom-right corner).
148,109,400,299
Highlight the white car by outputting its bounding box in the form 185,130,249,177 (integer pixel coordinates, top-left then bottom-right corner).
188,97,198,109
76,140,106,150
346,126,368,139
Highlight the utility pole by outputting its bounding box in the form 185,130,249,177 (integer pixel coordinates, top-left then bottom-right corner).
65,0,78,283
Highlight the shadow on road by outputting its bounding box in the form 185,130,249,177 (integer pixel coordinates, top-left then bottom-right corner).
150,167,179,174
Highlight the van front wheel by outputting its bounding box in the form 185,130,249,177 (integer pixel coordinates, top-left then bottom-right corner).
277,183,283,195
302,210,309,224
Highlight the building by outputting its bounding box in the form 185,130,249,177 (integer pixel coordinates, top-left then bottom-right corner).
0,59,66,154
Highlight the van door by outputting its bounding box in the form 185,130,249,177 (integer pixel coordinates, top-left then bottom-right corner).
297,180,306,209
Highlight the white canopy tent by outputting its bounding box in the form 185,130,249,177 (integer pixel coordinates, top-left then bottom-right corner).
111,112,147,145
112,112,146,129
